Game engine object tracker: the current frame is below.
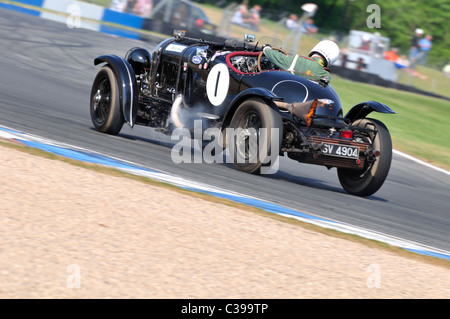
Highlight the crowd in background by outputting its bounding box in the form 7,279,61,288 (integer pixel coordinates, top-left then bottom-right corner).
111,0,153,17
230,3,319,35
284,14,318,35
231,3,262,31
409,28,433,67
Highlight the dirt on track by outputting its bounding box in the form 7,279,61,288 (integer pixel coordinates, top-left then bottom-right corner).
0,144,449,299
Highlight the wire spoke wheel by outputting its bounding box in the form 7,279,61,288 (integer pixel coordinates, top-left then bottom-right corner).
93,78,111,125
337,118,392,196
229,98,282,174
90,66,124,135
234,111,262,161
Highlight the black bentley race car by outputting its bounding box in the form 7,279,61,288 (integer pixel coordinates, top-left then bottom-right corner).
90,31,395,196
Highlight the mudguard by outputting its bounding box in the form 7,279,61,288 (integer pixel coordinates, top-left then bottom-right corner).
221,87,284,128
345,101,395,122
94,55,138,127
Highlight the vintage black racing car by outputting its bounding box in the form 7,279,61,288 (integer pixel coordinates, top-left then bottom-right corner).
90,31,395,196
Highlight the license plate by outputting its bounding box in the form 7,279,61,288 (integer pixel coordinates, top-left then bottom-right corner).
322,143,360,159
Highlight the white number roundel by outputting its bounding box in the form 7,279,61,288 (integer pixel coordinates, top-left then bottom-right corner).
206,63,230,106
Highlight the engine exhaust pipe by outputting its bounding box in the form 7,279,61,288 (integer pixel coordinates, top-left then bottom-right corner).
274,100,318,126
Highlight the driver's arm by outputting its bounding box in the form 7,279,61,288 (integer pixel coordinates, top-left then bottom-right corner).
263,47,293,70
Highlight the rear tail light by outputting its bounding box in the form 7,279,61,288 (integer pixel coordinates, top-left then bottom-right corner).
340,130,353,139
195,19,205,27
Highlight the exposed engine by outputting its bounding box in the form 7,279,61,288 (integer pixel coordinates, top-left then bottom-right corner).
134,73,171,129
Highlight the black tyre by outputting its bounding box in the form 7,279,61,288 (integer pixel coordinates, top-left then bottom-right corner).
337,118,392,196
229,98,283,174
90,66,124,135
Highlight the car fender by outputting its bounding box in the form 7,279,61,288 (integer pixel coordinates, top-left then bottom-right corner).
345,101,395,122
221,87,284,129
94,55,138,127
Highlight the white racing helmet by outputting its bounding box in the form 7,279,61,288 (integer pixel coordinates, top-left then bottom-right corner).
308,40,340,67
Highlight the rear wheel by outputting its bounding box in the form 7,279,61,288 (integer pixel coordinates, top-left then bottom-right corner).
90,66,124,135
229,98,282,174
337,118,392,196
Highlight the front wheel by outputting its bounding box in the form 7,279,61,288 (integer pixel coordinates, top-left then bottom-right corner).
229,98,282,174
90,65,124,135
337,118,392,197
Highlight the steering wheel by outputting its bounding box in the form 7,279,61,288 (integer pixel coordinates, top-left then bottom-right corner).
257,47,289,72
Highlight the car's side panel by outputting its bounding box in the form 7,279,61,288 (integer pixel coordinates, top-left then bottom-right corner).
193,56,243,119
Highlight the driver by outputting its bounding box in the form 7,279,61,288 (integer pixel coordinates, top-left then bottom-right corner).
262,40,339,85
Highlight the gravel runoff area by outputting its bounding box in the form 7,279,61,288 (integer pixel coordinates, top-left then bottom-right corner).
0,144,449,299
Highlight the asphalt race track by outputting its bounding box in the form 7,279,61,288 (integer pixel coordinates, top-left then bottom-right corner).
1,10,449,254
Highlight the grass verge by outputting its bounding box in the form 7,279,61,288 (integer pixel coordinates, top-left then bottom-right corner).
1,138,449,270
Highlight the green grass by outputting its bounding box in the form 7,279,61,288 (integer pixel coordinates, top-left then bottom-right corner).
396,65,450,99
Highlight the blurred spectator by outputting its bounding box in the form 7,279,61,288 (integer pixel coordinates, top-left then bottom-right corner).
249,5,262,30
232,4,251,25
301,18,318,34
409,28,423,69
359,35,371,51
417,34,432,65
443,64,450,78
132,0,153,17
395,55,410,69
384,48,399,61
231,3,260,31
285,13,299,30
394,55,410,81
